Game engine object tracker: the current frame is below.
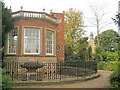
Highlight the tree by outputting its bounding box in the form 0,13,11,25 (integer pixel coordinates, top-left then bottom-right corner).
94,46,103,61
76,37,88,60
64,8,86,53
87,46,92,60
89,4,110,46
0,1,2,49
2,2,13,60
112,13,120,25
95,29,119,52
2,2,13,47
112,10,120,73
65,37,88,61
65,46,73,60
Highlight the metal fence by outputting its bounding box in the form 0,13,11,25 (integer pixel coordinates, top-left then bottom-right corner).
4,60,97,81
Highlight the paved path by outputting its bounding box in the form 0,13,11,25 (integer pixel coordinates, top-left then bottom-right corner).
13,70,113,88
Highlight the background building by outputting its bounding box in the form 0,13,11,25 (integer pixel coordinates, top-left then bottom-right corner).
88,32,96,53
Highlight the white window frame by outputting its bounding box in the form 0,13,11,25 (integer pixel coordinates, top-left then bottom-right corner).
23,28,40,55
46,30,54,55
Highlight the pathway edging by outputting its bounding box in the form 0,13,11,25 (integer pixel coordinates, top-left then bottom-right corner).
12,73,100,86
12,70,113,88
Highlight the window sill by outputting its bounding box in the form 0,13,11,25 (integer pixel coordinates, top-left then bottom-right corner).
45,55,56,57
7,54,18,56
22,53,42,56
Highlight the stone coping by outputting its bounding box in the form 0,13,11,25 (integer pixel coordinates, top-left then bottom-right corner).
12,73,100,86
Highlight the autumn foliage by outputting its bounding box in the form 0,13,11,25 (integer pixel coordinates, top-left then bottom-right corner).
64,8,86,53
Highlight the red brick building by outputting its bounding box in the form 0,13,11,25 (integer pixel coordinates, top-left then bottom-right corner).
4,10,65,63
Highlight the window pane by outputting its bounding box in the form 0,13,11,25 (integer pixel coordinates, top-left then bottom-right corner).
8,28,18,54
24,28,40,54
46,30,53,55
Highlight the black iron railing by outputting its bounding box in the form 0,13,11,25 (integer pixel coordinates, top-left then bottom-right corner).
4,60,97,81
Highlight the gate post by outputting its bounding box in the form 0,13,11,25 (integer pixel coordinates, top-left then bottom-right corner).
95,61,97,73
84,61,86,76
76,60,78,79
59,61,62,81
12,61,14,81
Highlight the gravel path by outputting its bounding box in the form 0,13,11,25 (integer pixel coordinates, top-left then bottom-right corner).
13,70,113,88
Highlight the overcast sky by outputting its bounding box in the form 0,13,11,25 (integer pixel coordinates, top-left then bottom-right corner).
3,0,120,38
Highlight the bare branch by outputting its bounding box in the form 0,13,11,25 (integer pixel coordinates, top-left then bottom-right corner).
88,3,109,46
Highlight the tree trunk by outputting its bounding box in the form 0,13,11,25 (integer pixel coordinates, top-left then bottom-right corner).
97,19,100,47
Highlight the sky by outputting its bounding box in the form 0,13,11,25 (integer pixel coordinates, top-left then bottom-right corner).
3,0,120,38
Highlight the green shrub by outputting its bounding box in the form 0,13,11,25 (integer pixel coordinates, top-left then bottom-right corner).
106,61,118,71
109,70,120,88
97,61,118,71
2,69,12,90
101,51,109,61
97,61,107,70
106,52,118,61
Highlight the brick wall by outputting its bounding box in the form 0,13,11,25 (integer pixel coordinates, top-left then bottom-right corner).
50,12,65,61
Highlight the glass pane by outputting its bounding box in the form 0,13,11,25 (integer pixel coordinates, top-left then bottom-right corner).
24,28,40,54
46,30,53,54
8,28,18,54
